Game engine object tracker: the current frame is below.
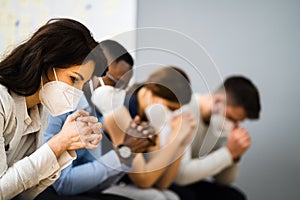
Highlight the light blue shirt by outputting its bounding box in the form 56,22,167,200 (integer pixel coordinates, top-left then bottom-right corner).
43,96,130,195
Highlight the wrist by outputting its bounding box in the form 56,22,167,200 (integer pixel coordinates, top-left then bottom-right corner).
226,146,239,160
47,133,68,158
233,156,241,163
116,144,135,166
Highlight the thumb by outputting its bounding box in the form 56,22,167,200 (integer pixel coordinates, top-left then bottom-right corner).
133,115,141,124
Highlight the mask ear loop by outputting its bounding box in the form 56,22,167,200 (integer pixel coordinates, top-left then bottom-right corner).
40,76,44,90
52,67,62,90
98,77,105,86
89,79,94,94
52,68,59,81
89,79,97,116
40,68,57,90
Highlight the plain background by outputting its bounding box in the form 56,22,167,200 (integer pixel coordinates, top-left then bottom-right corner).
134,0,300,200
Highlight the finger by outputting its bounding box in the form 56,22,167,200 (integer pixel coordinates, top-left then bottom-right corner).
239,134,251,144
90,134,103,145
84,133,102,143
133,115,141,124
90,122,102,134
147,135,157,146
140,121,148,127
85,142,99,150
144,127,156,135
68,110,89,121
77,116,98,124
130,120,138,129
137,125,143,132
77,126,93,137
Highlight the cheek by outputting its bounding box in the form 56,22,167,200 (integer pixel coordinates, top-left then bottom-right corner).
73,81,85,90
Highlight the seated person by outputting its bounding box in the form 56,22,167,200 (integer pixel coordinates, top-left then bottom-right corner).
0,18,102,200
36,40,156,200
102,66,197,200
171,76,261,200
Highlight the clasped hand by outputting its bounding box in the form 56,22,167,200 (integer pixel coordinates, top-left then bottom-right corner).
123,116,157,153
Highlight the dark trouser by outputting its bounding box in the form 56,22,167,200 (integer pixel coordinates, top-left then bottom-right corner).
35,187,132,200
170,181,246,200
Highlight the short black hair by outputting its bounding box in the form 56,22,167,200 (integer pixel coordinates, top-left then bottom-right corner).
220,76,261,119
99,40,134,67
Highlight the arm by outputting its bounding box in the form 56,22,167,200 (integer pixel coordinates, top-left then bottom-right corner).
154,156,183,189
45,113,123,195
128,138,185,189
0,97,75,200
104,106,131,145
52,150,123,195
128,113,196,189
213,161,240,185
174,146,234,186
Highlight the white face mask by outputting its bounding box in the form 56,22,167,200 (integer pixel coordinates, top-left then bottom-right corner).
91,77,126,116
145,103,172,146
209,114,234,137
145,103,173,131
39,68,83,116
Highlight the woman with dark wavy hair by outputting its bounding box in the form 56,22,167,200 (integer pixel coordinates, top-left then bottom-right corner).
0,18,105,199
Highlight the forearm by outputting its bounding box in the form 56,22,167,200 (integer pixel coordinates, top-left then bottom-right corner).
131,138,183,174
174,147,233,186
47,133,68,158
213,162,240,185
0,144,69,199
129,140,184,188
154,156,183,189
53,161,108,195
54,150,122,195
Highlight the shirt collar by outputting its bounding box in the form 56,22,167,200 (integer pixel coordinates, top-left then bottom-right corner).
12,91,41,135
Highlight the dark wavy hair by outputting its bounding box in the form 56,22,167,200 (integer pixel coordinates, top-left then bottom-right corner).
0,18,106,96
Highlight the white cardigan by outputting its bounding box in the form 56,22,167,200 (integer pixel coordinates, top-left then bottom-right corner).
0,85,76,200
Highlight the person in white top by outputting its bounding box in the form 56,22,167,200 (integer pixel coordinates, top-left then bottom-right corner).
0,18,104,200
171,76,261,200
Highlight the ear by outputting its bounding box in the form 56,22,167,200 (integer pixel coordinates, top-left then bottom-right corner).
212,93,226,114
144,88,154,98
213,93,226,105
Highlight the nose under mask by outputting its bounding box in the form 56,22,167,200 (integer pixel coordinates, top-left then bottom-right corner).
91,77,126,116
39,68,83,116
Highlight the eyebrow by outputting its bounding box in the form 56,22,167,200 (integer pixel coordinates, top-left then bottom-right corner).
73,72,84,81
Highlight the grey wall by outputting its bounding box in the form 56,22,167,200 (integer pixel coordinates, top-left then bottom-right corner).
136,0,300,199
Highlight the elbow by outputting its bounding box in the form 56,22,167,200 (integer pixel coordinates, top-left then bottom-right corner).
173,180,190,187
173,174,193,186
154,183,170,190
130,175,155,189
52,179,77,196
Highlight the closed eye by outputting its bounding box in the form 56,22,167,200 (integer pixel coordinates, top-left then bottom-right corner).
70,76,80,84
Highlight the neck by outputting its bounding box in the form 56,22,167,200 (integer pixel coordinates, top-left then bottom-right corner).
199,94,213,124
137,87,147,117
25,91,40,109
102,76,114,86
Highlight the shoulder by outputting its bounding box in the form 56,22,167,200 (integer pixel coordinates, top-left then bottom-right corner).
0,85,15,117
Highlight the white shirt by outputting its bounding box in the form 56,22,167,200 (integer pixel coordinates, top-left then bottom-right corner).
174,93,239,186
